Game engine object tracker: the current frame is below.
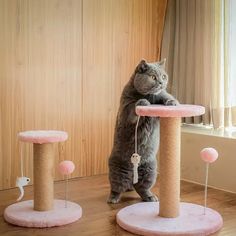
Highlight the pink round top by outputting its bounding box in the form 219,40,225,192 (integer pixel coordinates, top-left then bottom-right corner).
136,104,205,117
18,130,68,144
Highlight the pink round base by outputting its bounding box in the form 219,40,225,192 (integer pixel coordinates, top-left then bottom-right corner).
117,202,223,236
4,200,82,228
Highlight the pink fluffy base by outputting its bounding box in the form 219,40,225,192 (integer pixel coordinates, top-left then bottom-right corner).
18,130,68,144
117,202,223,236
136,104,205,117
4,200,82,228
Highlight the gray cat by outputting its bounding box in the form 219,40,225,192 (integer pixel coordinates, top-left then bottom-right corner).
108,59,179,203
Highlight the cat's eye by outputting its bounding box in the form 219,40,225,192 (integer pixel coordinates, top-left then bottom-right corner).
151,75,156,80
162,75,166,79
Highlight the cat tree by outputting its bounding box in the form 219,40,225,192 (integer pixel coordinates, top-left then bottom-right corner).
117,105,223,236
4,130,82,228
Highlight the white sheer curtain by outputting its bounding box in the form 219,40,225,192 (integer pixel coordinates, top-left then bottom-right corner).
227,0,236,126
212,0,236,128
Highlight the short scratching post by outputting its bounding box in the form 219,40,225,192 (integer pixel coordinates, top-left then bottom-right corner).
117,105,223,236
4,130,82,228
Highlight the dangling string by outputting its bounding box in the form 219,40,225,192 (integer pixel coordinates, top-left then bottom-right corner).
16,141,30,202
20,142,24,177
131,116,141,184
135,116,140,153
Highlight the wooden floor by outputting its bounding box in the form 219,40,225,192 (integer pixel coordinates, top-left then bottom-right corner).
0,175,236,236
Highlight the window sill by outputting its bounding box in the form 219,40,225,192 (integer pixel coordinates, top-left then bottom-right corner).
181,124,236,139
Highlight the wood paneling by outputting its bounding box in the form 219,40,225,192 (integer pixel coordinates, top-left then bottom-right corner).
0,0,84,189
82,0,167,176
0,175,236,235
0,0,167,190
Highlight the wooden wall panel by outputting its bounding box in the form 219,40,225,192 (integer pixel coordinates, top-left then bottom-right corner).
0,0,167,190
0,0,84,189
82,0,167,176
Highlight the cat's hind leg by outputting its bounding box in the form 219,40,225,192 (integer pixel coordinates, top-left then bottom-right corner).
134,187,158,202
133,162,158,202
107,191,121,204
108,160,133,204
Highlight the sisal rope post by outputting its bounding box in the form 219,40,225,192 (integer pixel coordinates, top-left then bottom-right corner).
159,117,181,218
33,143,54,211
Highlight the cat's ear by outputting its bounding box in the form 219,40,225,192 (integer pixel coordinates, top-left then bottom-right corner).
157,58,166,69
136,59,148,73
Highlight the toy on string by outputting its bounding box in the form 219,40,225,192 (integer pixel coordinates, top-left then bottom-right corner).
130,115,141,184
16,143,30,201
58,160,75,208
200,147,219,215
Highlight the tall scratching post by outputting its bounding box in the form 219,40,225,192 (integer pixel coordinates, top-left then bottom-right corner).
33,143,54,211
159,117,181,217
117,105,223,236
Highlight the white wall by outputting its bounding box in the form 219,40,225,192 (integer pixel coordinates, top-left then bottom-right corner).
181,128,236,193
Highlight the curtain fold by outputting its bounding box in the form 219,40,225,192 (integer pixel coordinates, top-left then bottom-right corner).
161,0,236,129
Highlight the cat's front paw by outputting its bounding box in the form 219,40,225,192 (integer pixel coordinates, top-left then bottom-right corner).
136,99,151,107
164,99,179,106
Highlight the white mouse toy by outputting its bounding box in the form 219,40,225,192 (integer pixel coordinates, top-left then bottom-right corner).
16,176,30,201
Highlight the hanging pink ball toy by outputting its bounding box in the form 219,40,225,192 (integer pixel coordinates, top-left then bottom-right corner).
58,160,75,175
200,148,218,163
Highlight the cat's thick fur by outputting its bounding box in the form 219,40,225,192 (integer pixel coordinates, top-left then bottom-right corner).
108,59,179,203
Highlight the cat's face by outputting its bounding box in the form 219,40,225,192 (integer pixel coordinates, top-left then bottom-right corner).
133,59,168,95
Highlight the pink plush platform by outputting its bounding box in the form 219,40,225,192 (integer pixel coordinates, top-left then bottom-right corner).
18,130,68,144
4,199,82,228
117,202,223,236
136,104,205,117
